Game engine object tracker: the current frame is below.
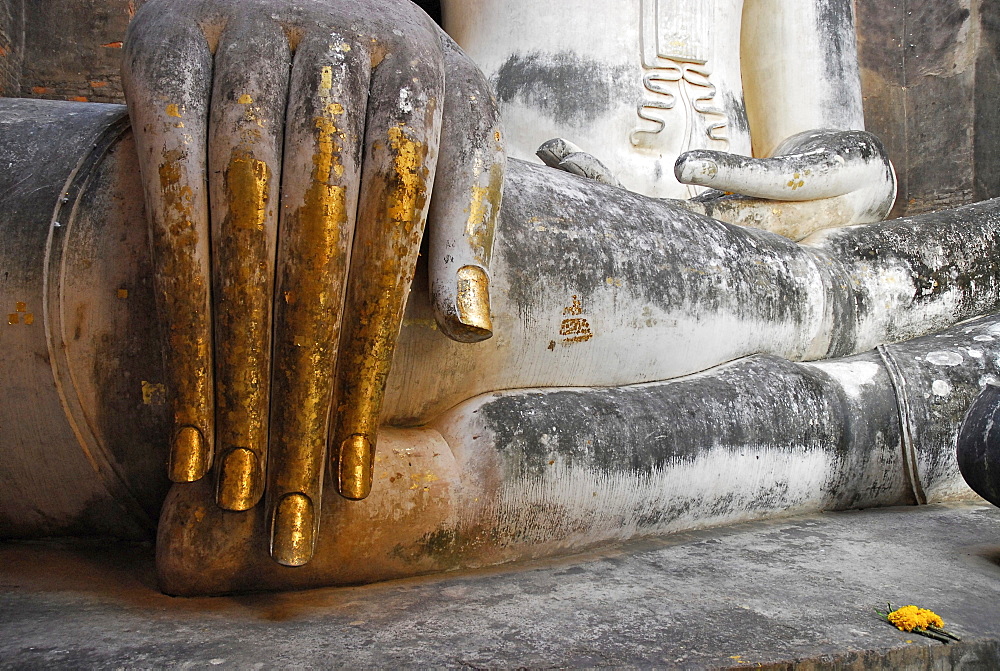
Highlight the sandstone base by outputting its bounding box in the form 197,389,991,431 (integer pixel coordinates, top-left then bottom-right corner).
2,502,999,669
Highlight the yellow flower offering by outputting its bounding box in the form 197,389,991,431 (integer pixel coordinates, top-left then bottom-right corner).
887,605,945,632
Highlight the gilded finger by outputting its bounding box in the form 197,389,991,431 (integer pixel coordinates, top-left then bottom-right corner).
208,19,290,511
427,34,504,343
267,35,370,565
331,39,445,501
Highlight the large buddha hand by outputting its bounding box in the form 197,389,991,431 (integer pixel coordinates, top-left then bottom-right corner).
674,129,896,240
122,0,503,566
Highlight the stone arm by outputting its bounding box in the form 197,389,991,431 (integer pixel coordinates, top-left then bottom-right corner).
121,0,503,566
673,0,897,239
378,161,1000,424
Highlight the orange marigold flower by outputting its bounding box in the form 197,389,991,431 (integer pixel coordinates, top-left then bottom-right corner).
887,605,945,632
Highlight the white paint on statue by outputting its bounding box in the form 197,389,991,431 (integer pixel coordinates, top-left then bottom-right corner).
932,379,953,396
925,351,965,367
484,448,834,544
804,360,881,398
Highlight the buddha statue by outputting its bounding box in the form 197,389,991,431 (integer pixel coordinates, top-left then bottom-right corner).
1,0,997,595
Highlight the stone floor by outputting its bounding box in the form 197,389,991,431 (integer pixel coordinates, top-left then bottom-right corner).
1,502,999,669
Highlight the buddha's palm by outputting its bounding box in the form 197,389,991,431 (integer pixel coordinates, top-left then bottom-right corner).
122,0,504,566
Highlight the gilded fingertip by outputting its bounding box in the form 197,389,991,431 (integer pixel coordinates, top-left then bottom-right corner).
455,265,493,341
337,434,374,500
216,447,262,511
168,426,209,482
270,492,315,567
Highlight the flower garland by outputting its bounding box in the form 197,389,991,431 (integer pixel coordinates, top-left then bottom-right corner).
875,604,960,644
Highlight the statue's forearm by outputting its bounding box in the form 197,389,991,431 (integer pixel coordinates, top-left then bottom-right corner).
804,199,1000,358
384,161,1000,422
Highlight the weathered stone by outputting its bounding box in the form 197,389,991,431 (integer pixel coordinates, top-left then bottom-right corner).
2,502,999,668
3,0,1000,600
0,0,23,96
958,384,1000,507
3,0,998,219
857,0,1000,216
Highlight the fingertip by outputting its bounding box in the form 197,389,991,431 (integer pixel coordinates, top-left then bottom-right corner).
437,265,494,343
216,448,263,511
337,434,374,500
675,152,719,186
168,426,210,483
270,492,316,566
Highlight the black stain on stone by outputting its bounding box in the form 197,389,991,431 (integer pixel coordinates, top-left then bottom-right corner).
491,51,631,125
816,0,854,84
814,198,1000,353
813,0,865,125
497,161,816,330
724,90,749,139
476,354,852,483
903,314,1000,504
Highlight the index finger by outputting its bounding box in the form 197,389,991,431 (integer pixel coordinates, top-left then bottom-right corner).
330,31,445,503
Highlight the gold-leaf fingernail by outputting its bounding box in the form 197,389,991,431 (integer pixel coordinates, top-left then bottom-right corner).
216,448,262,511
456,265,493,339
271,492,315,566
168,426,208,482
338,434,373,500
